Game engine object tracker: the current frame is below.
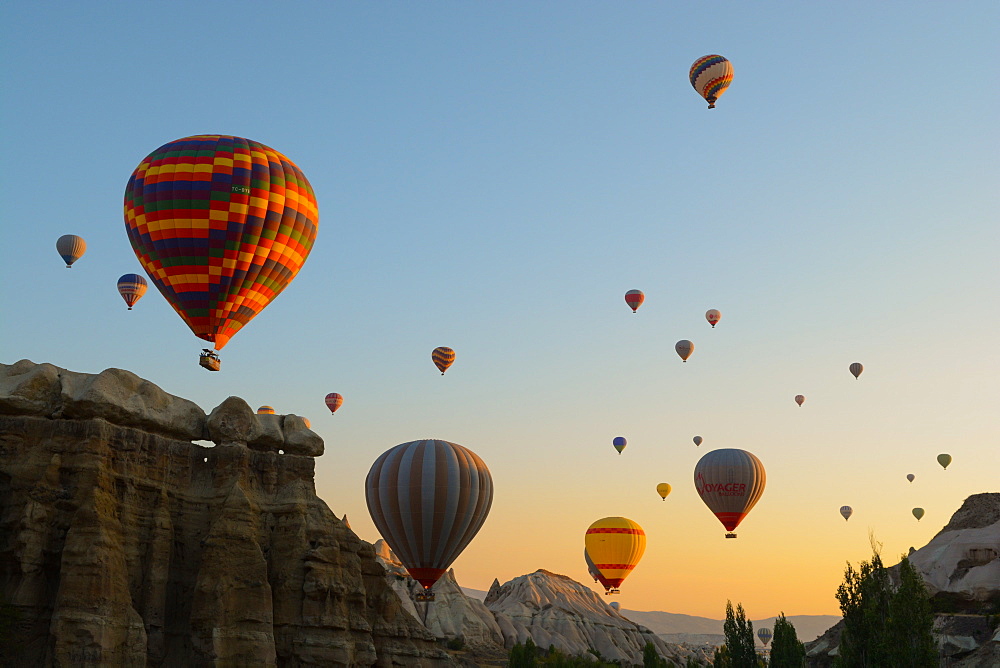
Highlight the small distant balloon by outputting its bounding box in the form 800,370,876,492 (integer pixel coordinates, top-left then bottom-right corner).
625,290,644,313
257,406,275,415
432,347,455,375
117,274,147,310
613,436,627,454
912,507,925,521
656,483,672,500
705,309,721,328
325,393,344,415
303,417,311,429
906,473,915,483
56,234,86,268
795,395,805,407
675,340,694,362
840,506,853,521
937,454,952,470
757,627,773,647
610,601,620,612
693,435,703,447
849,362,864,379
689,55,733,109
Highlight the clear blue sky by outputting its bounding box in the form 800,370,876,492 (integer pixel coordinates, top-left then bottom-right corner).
2,2,998,617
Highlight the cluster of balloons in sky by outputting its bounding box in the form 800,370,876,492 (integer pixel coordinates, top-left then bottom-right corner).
840,454,952,524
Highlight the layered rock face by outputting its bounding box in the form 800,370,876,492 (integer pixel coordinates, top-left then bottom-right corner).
0,360,449,667
805,493,1000,667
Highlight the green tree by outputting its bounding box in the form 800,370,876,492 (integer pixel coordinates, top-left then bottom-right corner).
769,612,805,667
508,636,538,667
722,601,758,667
712,643,730,668
643,641,669,667
886,557,937,667
835,540,937,668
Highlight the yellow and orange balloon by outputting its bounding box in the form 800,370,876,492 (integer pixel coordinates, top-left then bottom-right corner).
584,517,646,594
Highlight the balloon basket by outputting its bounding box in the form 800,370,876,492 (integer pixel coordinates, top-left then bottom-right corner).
199,351,221,372
414,592,435,602
725,533,737,539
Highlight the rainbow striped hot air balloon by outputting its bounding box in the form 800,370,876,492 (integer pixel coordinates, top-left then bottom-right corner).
257,406,275,415
689,55,734,109
117,273,148,310
432,347,455,375
123,135,318,368
365,439,493,597
584,517,646,594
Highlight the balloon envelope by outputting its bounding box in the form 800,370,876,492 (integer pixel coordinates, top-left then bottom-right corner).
795,394,805,407
625,290,644,313
840,505,853,521
432,347,455,374
850,362,864,379
758,627,773,647
907,473,915,483
613,436,627,454
705,309,721,328
366,439,493,590
656,483,672,500
117,273,148,310
124,135,319,351
937,453,952,470
690,55,733,108
56,234,86,268
693,436,703,447
675,340,694,362
584,517,646,591
912,507,925,521
257,406,275,415
694,449,766,537
325,392,344,414
584,548,613,591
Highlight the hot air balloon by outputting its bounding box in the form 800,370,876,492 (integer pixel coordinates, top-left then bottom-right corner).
690,55,733,109
706,309,721,328
56,235,86,268
912,507,925,521
432,347,455,375
325,392,344,415
906,473,915,483
366,439,493,599
625,290,644,313
850,362,864,379
693,436,703,447
758,627,773,647
584,548,613,592
937,454,952,470
257,406,275,415
303,417,311,429
613,436,627,454
585,517,646,594
610,601,620,612
840,506,853,521
124,135,319,371
694,449,766,538
795,394,805,407
656,483,672,500
117,273,148,310
675,340,694,362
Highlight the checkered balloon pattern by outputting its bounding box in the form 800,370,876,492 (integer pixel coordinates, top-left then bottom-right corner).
123,135,319,350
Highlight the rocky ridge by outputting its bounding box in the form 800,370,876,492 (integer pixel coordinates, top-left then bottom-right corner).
0,360,449,667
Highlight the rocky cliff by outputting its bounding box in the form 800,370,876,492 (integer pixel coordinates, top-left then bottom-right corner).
0,360,450,667
375,540,709,666
805,493,1000,667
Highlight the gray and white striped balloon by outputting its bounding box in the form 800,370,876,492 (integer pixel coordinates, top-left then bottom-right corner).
365,439,493,590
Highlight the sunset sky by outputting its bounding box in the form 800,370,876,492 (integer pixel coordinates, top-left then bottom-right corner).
2,2,997,619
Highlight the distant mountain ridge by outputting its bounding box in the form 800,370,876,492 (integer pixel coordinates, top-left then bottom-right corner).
461,586,837,644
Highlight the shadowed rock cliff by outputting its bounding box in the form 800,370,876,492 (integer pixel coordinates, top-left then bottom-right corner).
0,360,450,667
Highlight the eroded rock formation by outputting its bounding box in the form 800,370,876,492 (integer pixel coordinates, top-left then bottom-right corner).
0,360,449,667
